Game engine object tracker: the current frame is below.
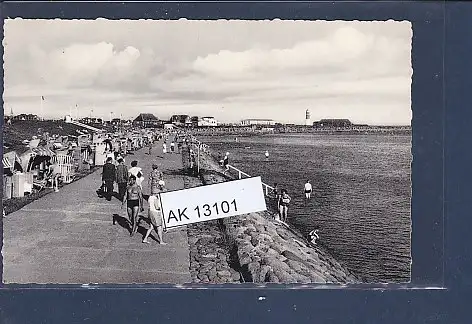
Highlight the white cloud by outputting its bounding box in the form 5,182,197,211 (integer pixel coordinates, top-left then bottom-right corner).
3,19,412,125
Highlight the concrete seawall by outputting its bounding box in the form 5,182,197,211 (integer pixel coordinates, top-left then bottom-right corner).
197,148,359,284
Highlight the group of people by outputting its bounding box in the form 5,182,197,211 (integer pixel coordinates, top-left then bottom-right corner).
273,180,320,245
101,140,168,245
271,180,312,222
271,180,319,243
162,137,180,155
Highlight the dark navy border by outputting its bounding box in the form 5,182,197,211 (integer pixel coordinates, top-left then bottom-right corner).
1,1,470,323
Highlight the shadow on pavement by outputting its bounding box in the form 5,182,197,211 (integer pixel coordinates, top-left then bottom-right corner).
112,213,131,234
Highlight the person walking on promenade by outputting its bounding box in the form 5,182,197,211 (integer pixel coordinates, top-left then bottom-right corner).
148,142,153,155
142,186,167,245
128,160,144,190
122,175,144,236
149,164,164,193
128,160,142,178
113,148,120,163
115,158,128,201
101,157,116,201
278,189,292,223
170,141,175,154
304,180,312,200
162,142,167,154
105,148,116,164
116,151,125,164
265,150,269,161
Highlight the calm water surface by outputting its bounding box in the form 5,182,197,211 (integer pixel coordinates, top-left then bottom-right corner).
200,133,411,283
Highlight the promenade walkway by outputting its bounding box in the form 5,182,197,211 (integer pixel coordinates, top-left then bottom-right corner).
3,139,191,284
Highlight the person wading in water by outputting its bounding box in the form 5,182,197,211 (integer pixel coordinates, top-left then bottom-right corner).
304,180,312,200
122,175,144,236
278,189,292,223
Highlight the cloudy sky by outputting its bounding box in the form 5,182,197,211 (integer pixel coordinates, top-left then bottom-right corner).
3,19,412,125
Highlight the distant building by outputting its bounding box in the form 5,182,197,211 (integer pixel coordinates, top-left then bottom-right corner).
240,118,276,126
111,118,122,126
198,116,218,127
190,116,199,127
12,114,40,121
81,117,103,125
313,119,353,128
170,115,192,127
133,113,162,128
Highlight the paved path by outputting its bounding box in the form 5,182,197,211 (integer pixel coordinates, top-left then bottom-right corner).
3,139,191,284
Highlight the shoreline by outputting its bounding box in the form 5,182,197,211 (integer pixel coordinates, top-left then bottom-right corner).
189,128,411,137
190,143,359,284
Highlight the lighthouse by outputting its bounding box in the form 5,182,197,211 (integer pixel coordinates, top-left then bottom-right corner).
305,109,311,126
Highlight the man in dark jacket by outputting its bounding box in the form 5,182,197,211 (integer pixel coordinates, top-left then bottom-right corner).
102,157,116,201
115,158,128,201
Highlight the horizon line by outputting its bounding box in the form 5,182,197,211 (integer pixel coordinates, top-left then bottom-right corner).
4,115,411,128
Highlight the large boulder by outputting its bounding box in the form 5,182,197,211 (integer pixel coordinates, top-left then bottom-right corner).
282,250,307,264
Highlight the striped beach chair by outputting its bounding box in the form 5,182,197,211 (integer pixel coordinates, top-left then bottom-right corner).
52,154,75,184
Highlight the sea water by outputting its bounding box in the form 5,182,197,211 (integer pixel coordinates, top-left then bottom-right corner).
200,133,411,283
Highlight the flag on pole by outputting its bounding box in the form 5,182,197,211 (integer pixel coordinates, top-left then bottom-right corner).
41,96,45,100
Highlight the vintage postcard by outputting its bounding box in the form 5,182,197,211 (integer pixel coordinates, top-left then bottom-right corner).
2,19,412,284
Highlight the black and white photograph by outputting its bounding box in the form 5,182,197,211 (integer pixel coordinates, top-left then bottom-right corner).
2,19,412,284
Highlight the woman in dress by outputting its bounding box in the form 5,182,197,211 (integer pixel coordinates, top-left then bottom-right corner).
149,164,165,193
142,186,167,245
122,175,144,236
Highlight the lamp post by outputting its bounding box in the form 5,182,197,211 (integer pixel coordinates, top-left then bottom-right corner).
197,141,200,174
